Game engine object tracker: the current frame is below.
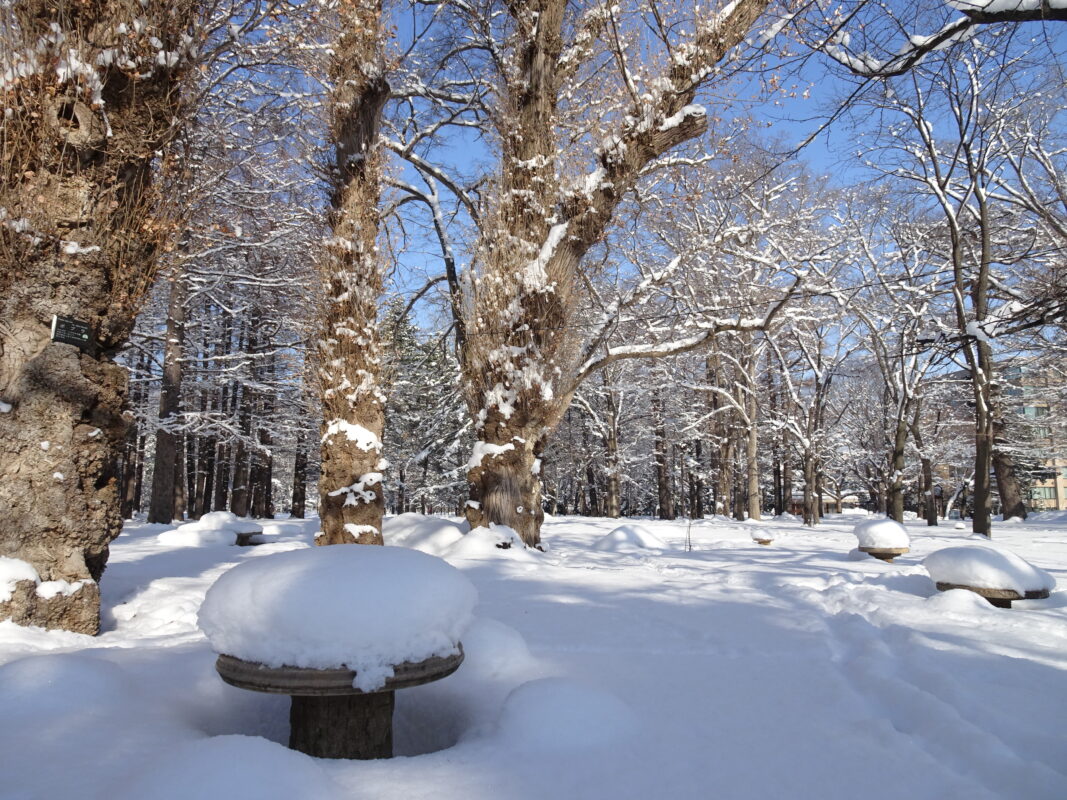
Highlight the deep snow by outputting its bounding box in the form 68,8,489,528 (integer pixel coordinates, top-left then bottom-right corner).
1,511,1066,799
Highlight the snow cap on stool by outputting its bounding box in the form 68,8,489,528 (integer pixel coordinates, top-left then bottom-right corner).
198,545,477,691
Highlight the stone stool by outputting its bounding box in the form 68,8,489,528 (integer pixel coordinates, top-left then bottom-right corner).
215,647,464,759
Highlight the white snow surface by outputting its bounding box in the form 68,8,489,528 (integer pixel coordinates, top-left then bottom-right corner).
592,523,667,552
853,517,911,548
924,545,1056,594
198,545,476,690
158,511,262,547
1,512,1066,799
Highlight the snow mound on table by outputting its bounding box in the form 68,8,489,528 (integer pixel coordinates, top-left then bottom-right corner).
750,527,776,543
385,513,465,555
443,524,539,561
198,545,477,691
924,546,1056,594
158,512,262,547
497,678,639,750
111,735,339,800
852,517,909,549
592,523,667,552
0,556,40,601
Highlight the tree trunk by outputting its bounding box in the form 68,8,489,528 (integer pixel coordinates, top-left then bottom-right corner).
733,444,746,522
464,432,546,546
887,418,908,523
690,439,704,519
653,390,675,521
173,431,187,521
782,455,793,517
992,448,1025,520
213,440,231,512
971,340,995,536
745,414,760,521
802,455,818,526
0,0,198,633
290,432,308,519
230,380,252,518
120,351,149,519
604,426,621,519
316,0,389,546
148,270,187,523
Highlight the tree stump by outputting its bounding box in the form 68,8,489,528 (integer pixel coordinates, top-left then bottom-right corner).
215,647,463,759
859,546,909,563
934,582,1050,609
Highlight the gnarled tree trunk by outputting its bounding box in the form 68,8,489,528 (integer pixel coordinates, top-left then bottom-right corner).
0,0,198,633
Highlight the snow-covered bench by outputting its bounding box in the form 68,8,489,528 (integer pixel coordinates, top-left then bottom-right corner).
198,544,475,759
853,518,910,562
924,546,1055,609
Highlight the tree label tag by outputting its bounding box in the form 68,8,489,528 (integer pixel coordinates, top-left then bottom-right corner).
51,315,93,351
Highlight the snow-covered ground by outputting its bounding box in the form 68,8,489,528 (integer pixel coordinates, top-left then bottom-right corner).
2,511,1066,799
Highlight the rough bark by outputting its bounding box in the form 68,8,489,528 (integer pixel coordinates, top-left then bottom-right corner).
991,409,1027,520
316,0,388,546
0,0,198,633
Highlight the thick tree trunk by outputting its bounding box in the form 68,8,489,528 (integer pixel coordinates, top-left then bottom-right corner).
464,430,546,546
316,0,389,546
148,270,187,523
992,408,1027,521
0,0,196,633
